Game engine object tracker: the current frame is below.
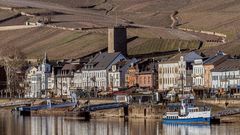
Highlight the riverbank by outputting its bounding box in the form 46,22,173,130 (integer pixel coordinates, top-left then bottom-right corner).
2,98,240,123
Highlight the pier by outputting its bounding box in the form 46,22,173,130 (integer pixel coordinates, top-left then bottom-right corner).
78,102,129,120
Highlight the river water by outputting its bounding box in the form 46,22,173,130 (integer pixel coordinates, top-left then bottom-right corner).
0,113,239,135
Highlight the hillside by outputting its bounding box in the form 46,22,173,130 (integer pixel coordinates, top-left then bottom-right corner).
27,0,240,40
1,0,240,58
0,26,202,59
202,39,240,57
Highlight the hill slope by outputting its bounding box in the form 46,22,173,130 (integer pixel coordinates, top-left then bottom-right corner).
1,0,240,58
0,27,201,59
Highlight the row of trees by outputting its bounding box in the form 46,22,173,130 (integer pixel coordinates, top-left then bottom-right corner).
0,46,27,98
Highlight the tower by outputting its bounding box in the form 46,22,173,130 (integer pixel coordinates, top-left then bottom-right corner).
108,25,127,56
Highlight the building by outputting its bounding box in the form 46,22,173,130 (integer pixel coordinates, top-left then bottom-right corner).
73,69,83,90
82,52,126,91
108,25,127,56
126,64,138,87
211,59,240,94
126,59,158,89
108,58,137,91
203,52,228,89
56,63,81,96
27,53,53,98
192,59,205,87
25,66,38,83
25,66,38,96
158,51,202,91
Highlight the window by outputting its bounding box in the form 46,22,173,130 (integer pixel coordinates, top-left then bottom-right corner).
212,76,218,80
159,67,162,73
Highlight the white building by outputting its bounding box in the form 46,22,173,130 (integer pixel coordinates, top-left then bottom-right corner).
26,53,53,98
73,70,82,89
108,59,137,90
211,59,240,93
192,59,205,87
159,57,186,91
56,63,80,96
82,52,126,91
158,52,202,91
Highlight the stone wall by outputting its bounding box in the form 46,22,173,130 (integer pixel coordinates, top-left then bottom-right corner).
197,99,240,108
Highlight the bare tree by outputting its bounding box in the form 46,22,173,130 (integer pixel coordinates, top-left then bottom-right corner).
0,46,26,98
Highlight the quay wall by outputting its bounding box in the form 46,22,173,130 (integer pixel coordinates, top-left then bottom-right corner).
91,105,163,119
197,99,240,108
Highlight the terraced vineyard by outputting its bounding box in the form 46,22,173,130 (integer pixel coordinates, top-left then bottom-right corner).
0,26,203,59
128,38,201,56
0,27,107,59
1,0,240,58
0,9,19,21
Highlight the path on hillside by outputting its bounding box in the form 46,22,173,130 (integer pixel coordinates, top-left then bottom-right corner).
0,25,39,31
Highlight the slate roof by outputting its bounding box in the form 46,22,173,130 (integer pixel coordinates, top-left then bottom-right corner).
168,51,202,62
83,52,123,70
62,64,81,71
204,52,228,65
211,59,240,72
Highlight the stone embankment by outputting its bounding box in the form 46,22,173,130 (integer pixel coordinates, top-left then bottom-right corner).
197,99,240,108
3,98,240,123
91,105,164,119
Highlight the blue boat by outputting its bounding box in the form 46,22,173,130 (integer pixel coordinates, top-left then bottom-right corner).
163,98,211,124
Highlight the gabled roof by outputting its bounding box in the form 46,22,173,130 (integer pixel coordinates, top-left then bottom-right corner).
211,59,240,72
26,66,38,73
110,59,137,72
84,52,124,70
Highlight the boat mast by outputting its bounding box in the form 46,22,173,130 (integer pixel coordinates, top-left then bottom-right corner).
180,60,184,95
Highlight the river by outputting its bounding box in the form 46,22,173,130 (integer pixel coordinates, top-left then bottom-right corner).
0,113,239,135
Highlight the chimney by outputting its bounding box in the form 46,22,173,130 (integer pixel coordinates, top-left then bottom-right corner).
108,25,127,56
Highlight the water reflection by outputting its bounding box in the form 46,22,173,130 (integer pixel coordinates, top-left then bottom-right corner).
0,112,240,135
162,123,210,135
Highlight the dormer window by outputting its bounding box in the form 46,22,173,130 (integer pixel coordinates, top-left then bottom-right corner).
112,65,117,72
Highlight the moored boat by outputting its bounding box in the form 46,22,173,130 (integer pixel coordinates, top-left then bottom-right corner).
163,98,211,124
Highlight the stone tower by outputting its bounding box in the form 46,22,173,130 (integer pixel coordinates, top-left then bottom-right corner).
108,25,127,56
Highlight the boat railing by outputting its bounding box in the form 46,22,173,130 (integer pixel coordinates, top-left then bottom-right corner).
165,112,179,115
188,106,211,112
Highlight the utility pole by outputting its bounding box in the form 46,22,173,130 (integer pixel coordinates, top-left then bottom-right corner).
87,70,90,110
181,73,184,95
180,62,184,96
162,64,164,93
61,74,63,98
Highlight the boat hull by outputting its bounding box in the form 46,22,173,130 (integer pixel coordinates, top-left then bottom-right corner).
163,117,211,124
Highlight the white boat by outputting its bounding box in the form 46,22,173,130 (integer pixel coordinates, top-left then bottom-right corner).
163,97,211,124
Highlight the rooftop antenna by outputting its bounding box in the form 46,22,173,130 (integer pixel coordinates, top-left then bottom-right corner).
178,45,181,53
